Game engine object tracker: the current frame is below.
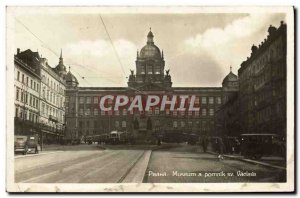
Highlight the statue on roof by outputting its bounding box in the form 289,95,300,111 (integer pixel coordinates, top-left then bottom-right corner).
130,69,134,75
166,69,170,76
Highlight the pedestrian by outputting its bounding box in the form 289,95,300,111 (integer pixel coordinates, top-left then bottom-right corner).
218,137,225,160
201,136,208,153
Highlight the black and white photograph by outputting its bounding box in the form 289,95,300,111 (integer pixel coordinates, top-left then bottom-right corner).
6,6,294,192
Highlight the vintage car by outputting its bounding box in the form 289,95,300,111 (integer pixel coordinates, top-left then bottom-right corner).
108,131,134,144
187,133,199,145
14,135,28,155
96,134,110,144
14,134,40,155
71,139,81,145
240,133,285,159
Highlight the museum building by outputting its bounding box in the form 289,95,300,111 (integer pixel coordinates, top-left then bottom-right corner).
64,30,238,141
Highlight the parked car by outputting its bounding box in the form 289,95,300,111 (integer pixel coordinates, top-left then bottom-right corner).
71,139,81,145
26,135,40,154
240,133,285,159
14,135,28,155
14,134,40,155
96,134,110,144
187,133,199,145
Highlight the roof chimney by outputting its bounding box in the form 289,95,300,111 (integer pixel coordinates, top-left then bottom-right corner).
251,45,258,54
268,25,277,35
17,48,20,55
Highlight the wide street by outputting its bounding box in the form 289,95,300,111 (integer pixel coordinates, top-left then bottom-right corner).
15,144,286,183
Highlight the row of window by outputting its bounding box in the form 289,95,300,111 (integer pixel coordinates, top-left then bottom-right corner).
256,107,272,124
138,65,162,75
16,71,39,92
239,38,284,82
75,96,222,105
78,120,215,130
15,88,39,109
15,108,39,123
78,120,127,128
41,102,64,122
42,88,64,108
254,72,270,90
172,120,214,128
77,96,98,104
41,74,64,95
77,108,215,117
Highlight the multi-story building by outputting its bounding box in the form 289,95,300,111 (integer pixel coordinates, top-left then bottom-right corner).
215,92,240,137
215,68,240,137
39,51,67,143
65,30,238,142
238,21,287,136
14,49,41,136
14,49,67,144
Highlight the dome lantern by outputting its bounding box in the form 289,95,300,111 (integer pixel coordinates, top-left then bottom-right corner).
147,27,154,44
55,48,67,77
139,28,161,59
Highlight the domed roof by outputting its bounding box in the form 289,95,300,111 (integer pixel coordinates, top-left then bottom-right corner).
140,44,161,59
55,49,67,75
222,71,238,84
66,71,78,84
139,29,162,59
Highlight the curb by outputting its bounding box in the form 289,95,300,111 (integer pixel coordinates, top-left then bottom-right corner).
14,151,64,159
121,150,152,183
207,151,286,170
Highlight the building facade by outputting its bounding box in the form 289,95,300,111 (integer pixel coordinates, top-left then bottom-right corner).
215,68,240,137
39,51,67,143
65,30,238,142
14,49,41,136
14,49,67,144
238,21,287,136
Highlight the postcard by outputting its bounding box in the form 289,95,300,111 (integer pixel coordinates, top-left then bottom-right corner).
6,6,294,192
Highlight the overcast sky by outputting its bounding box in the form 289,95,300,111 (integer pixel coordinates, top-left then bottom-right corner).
13,11,285,87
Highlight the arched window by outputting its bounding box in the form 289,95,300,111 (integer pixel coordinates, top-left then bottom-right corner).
122,121,126,128
173,121,178,128
154,66,160,74
147,65,153,74
115,121,119,128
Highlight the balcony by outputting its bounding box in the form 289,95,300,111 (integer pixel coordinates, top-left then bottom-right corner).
39,123,65,135
49,115,58,123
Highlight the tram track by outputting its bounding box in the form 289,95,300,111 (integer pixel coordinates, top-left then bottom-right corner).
117,150,146,183
15,149,152,183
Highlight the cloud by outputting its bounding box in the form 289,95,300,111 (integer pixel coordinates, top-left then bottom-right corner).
63,39,137,87
184,13,284,77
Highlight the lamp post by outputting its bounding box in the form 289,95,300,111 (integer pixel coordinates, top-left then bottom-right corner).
40,123,43,151
21,83,27,136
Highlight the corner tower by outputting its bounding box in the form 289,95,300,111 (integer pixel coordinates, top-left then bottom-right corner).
55,49,67,77
222,66,238,92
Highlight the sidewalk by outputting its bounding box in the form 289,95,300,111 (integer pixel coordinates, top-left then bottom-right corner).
206,149,286,170
42,143,102,151
97,143,178,151
15,144,104,158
